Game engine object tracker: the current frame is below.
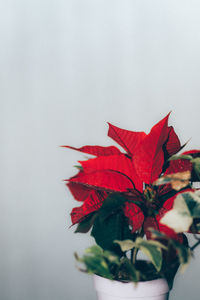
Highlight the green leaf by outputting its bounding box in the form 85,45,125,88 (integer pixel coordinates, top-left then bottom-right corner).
119,258,139,282
170,240,191,272
91,193,134,253
84,245,121,265
154,177,172,186
182,191,200,217
98,193,126,221
135,260,161,282
114,239,135,252
148,230,191,273
103,252,120,264
142,239,167,250
75,245,121,279
82,254,112,279
191,221,200,233
122,221,138,241
154,171,191,191
74,165,83,170
169,155,192,161
91,211,124,252
75,212,97,233
134,238,164,272
126,199,144,209
191,158,200,179
85,245,103,255
74,252,82,262
150,229,169,240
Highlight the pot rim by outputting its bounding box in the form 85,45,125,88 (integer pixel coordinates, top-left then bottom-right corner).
93,274,169,298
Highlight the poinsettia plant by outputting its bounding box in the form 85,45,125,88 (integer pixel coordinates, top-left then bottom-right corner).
63,113,200,287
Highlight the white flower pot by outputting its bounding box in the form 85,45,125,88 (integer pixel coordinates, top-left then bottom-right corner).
93,275,169,300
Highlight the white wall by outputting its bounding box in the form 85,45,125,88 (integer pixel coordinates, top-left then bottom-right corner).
1,1,200,299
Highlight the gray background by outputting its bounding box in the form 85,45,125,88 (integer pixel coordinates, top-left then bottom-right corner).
1,1,200,299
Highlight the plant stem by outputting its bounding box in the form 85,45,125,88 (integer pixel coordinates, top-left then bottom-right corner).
131,248,134,262
191,240,200,251
132,247,138,265
131,227,144,265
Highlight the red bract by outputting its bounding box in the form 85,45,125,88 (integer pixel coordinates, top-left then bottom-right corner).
65,113,196,240
67,172,108,224
107,123,146,156
182,150,200,157
62,145,121,156
70,188,107,224
164,159,192,175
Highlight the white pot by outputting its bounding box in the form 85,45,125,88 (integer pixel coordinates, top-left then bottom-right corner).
93,275,169,300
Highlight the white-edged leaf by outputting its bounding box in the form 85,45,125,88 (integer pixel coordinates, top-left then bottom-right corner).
169,155,192,161
170,240,191,273
154,171,191,191
191,158,200,179
85,245,103,255
135,238,163,272
114,239,135,252
161,191,200,233
160,193,193,233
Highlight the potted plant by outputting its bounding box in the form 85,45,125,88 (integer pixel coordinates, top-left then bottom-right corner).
63,113,200,300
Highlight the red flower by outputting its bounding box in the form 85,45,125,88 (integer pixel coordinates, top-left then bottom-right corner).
65,113,195,240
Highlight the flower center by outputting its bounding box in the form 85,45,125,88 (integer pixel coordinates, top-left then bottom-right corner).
143,186,159,216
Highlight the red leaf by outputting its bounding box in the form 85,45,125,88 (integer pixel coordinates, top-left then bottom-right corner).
133,113,170,184
62,145,121,156
182,149,200,158
164,159,192,175
108,123,146,155
79,154,143,192
123,202,144,232
164,126,181,156
69,169,135,192
157,183,173,197
71,190,107,224
67,182,91,202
